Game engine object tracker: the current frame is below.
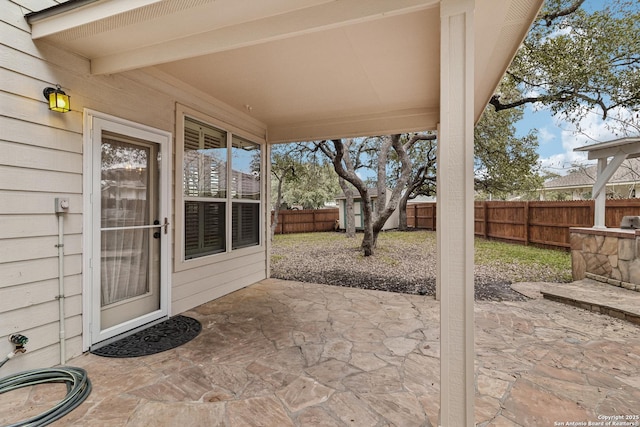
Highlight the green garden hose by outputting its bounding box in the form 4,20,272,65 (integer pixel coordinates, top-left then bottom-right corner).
0,366,91,427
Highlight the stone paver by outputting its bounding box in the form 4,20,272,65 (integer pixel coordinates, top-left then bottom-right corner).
2,278,640,426
541,278,640,324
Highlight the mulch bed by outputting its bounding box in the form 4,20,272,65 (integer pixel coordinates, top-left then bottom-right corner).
271,232,532,302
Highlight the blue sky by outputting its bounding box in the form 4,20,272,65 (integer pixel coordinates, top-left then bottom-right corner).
514,0,638,176
514,104,622,176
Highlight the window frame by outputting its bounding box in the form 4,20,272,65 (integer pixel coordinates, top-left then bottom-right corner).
230,134,262,250
174,104,266,272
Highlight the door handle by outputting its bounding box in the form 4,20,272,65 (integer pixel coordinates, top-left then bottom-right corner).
152,219,168,238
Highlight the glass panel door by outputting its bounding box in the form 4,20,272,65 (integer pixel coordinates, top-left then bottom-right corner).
87,114,170,349
98,131,162,332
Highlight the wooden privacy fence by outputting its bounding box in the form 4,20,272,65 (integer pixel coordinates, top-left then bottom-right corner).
271,208,339,234
407,199,640,250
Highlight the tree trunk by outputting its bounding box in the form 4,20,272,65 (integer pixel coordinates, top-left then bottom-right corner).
360,188,375,256
318,137,415,256
376,137,391,217
270,177,285,241
398,191,411,231
324,139,375,254
370,135,413,242
358,136,394,253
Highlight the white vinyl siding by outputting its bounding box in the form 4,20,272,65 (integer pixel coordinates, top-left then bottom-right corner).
1,0,86,376
1,0,268,374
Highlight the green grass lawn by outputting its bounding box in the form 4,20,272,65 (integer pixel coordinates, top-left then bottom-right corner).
272,230,573,283
474,238,571,273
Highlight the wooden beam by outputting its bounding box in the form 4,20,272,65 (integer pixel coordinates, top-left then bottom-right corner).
593,153,627,199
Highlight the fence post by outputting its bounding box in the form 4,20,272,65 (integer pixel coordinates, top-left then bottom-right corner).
433,203,437,231
414,204,418,229
312,210,317,232
523,201,529,245
280,210,285,234
483,202,489,239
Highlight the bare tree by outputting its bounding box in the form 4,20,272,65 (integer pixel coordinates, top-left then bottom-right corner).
387,134,438,230
315,134,432,256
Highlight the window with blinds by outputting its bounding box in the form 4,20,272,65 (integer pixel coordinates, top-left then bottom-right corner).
182,116,261,260
184,201,225,258
231,135,260,200
230,135,261,249
183,119,226,198
232,202,259,249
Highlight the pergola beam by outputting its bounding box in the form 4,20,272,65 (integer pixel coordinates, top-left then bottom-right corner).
575,137,640,228
593,154,627,199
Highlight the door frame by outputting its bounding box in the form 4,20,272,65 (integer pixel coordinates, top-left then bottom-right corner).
82,110,172,351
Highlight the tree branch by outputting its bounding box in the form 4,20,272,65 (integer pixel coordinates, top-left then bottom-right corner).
489,95,547,111
539,0,586,26
490,89,611,119
316,141,335,161
404,133,436,151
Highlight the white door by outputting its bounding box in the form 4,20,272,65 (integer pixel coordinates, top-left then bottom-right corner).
354,201,363,229
85,113,171,347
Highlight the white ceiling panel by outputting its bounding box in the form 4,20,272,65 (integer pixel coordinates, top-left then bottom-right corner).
28,0,542,142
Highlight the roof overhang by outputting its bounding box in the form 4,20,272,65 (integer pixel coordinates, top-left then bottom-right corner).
27,0,543,143
575,137,640,160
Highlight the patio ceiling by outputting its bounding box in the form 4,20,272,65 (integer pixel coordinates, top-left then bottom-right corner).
28,0,542,143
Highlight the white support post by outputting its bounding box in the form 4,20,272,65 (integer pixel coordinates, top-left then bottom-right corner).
437,0,475,425
594,158,607,229
592,154,627,229
436,123,442,303
265,140,272,276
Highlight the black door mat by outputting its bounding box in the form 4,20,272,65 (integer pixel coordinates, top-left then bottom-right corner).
91,315,202,358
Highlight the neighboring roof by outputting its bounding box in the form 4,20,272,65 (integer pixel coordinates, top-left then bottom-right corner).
25,0,93,21
335,187,385,200
25,0,543,144
543,158,640,190
407,195,436,203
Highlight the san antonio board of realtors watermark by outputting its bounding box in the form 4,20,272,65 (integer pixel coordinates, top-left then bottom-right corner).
554,415,640,426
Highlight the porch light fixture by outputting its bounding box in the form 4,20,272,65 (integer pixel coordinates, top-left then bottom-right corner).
43,84,70,113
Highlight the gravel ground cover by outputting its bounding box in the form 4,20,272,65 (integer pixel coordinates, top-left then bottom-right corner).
270,230,572,302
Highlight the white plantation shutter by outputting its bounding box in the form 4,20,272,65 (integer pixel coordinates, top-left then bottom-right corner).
232,202,259,249
183,119,226,198
182,116,261,259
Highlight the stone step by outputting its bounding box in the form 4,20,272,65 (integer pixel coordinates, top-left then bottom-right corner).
540,279,640,325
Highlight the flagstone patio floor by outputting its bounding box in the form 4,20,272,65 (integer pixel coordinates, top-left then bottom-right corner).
4,278,640,426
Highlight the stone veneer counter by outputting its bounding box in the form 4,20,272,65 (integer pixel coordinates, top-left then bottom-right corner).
570,227,640,291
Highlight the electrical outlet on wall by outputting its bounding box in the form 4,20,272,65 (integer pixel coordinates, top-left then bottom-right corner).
55,197,70,213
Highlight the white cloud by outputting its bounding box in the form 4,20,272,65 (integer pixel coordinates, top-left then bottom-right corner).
538,108,631,174
538,151,589,173
564,106,637,146
538,127,556,144
547,26,572,39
